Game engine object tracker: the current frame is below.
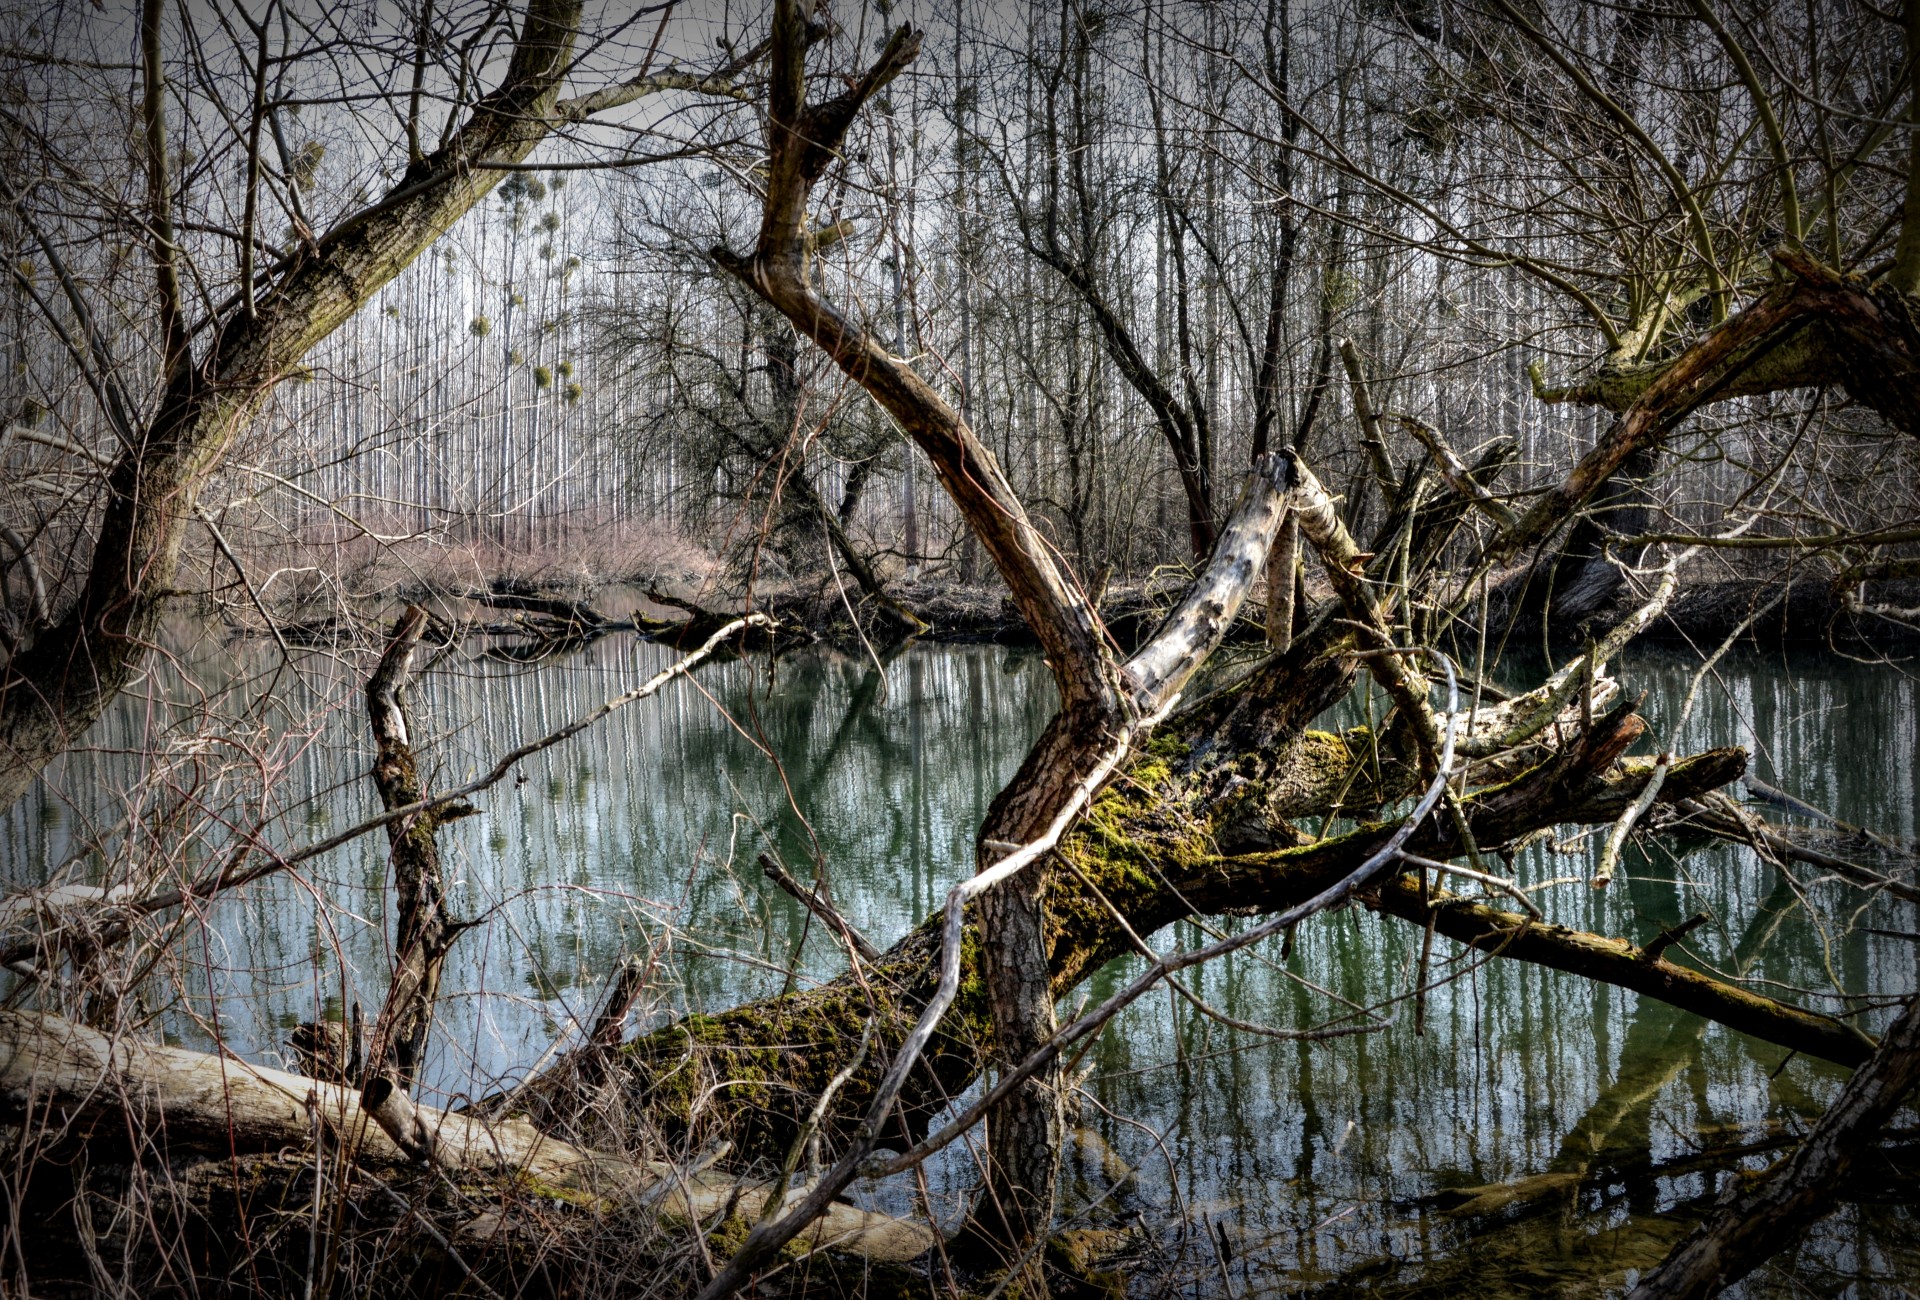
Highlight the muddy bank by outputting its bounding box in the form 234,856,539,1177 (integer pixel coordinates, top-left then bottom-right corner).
1479,569,1920,655
227,568,1919,660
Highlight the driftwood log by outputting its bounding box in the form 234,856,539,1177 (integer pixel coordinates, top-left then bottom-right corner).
0,1009,937,1263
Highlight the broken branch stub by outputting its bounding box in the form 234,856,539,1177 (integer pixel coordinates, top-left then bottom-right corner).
364,605,468,1091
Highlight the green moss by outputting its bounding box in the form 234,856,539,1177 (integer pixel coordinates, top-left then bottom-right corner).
1141,732,1190,765
706,1214,752,1256
951,926,993,1038
507,1169,606,1210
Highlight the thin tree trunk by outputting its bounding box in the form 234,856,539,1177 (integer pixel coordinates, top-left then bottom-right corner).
363,605,469,1091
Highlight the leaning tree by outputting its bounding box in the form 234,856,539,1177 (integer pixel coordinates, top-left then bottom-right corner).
0,0,767,809
1,2,1917,1297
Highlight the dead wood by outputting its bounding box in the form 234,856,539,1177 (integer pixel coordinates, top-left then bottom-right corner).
0,1009,938,1267
644,587,811,651
497,704,1862,1175
363,605,478,1092
460,583,612,628
1628,991,1920,1299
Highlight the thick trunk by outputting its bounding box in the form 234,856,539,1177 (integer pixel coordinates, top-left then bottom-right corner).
710,12,1134,1275
972,708,1121,1260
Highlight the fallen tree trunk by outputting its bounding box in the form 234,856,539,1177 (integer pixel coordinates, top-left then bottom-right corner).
0,1009,938,1264
1628,991,1920,1300
500,706,1869,1166
460,583,612,628
0,678,1873,1293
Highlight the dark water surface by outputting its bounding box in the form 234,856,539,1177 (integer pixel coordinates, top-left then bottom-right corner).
4,631,1917,1296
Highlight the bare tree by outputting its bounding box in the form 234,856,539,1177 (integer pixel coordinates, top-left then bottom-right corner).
0,0,760,809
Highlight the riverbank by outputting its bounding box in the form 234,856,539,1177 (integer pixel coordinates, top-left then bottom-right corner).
224,567,1920,663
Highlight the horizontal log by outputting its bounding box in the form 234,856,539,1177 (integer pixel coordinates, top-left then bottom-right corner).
0,1009,936,1263
508,729,1873,1167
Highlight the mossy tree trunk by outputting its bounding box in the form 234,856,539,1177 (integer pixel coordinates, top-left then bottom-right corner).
501,660,1866,1175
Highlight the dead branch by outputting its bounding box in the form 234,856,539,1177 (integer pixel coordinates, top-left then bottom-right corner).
0,1009,936,1263
1628,992,1920,1299
363,605,472,1092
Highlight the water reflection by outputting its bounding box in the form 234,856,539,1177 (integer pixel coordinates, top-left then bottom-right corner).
2,634,1915,1293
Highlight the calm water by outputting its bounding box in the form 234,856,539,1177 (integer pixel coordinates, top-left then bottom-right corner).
4,628,1917,1296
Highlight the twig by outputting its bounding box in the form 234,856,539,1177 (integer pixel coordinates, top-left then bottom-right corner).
195,504,293,664
1593,588,1782,887
758,854,880,962
1641,911,1712,963
1396,852,1543,919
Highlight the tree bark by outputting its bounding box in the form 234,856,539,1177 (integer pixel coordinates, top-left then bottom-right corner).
1628,991,1920,1300
499,703,1861,1175
1523,251,1920,457
707,5,1132,1270
0,1009,937,1264
364,605,469,1091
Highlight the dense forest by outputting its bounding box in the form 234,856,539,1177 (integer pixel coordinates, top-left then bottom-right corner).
1,0,1918,1296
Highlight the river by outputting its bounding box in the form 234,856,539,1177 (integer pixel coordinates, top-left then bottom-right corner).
3,627,1916,1295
